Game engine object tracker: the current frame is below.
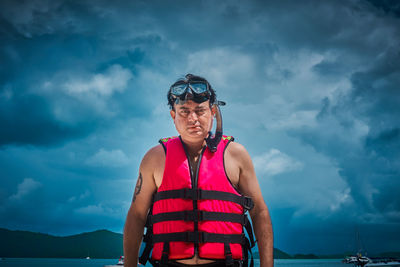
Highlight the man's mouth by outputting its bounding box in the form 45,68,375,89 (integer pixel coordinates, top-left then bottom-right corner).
188,126,201,130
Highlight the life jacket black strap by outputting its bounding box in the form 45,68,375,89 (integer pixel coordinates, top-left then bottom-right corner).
154,189,254,210
248,242,254,267
243,215,256,248
152,232,246,244
243,237,254,267
139,194,155,265
149,210,246,224
200,191,254,210
159,139,167,154
139,241,153,265
224,243,234,267
160,242,169,266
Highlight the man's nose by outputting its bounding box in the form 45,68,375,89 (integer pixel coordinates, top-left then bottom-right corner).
188,111,198,122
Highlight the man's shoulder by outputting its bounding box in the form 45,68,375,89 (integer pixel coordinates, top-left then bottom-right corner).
225,140,252,167
226,140,248,156
141,144,165,168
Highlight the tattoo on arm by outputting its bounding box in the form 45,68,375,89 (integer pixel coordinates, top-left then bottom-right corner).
132,173,143,202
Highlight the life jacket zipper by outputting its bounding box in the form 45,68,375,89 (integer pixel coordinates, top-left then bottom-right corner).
179,136,207,257
193,146,206,255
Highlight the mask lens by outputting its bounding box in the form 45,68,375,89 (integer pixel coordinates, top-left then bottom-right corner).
171,84,188,96
189,82,208,94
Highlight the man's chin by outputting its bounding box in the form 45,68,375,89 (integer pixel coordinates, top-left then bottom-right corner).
185,131,207,139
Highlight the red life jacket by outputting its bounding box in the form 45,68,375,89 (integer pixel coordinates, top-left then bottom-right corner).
140,136,255,266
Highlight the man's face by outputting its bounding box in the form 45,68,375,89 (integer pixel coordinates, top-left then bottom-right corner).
170,100,214,143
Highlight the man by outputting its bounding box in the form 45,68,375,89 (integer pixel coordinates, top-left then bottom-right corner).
124,74,273,267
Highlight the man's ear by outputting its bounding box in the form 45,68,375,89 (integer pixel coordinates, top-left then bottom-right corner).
170,109,176,120
211,105,216,118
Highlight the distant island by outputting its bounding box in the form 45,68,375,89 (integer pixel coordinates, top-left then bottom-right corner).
1,228,399,259
0,228,123,259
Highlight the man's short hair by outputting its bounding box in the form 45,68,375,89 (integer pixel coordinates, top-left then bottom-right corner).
167,74,216,110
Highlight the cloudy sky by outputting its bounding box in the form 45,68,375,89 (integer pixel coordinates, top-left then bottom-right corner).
1,0,399,255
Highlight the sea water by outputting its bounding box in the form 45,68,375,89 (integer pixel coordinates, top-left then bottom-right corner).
0,258,345,267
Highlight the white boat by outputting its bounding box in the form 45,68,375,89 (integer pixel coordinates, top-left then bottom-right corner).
343,254,400,267
104,256,125,267
343,254,370,264
342,228,400,267
343,255,361,263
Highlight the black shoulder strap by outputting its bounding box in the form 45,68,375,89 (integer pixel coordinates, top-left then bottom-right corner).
158,139,167,154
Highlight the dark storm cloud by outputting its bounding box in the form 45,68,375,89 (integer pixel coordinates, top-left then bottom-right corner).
367,0,400,17
293,41,400,222
350,47,400,216
0,0,154,147
0,93,91,147
0,33,115,147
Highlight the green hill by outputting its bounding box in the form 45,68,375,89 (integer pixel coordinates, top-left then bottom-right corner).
0,228,123,258
273,248,292,259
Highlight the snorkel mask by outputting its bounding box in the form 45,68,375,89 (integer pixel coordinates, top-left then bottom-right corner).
170,80,211,105
169,75,225,152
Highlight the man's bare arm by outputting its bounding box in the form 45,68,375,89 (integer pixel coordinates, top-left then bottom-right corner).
123,145,162,267
228,142,274,267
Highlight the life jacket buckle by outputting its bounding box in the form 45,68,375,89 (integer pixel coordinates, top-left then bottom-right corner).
182,188,206,200
184,211,202,222
187,232,197,243
242,196,254,211
225,254,234,267
183,188,202,200
196,189,203,200
193,211,203,222
187,232,205,243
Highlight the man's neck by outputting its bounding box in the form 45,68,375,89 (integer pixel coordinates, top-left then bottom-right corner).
181,137,206,157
